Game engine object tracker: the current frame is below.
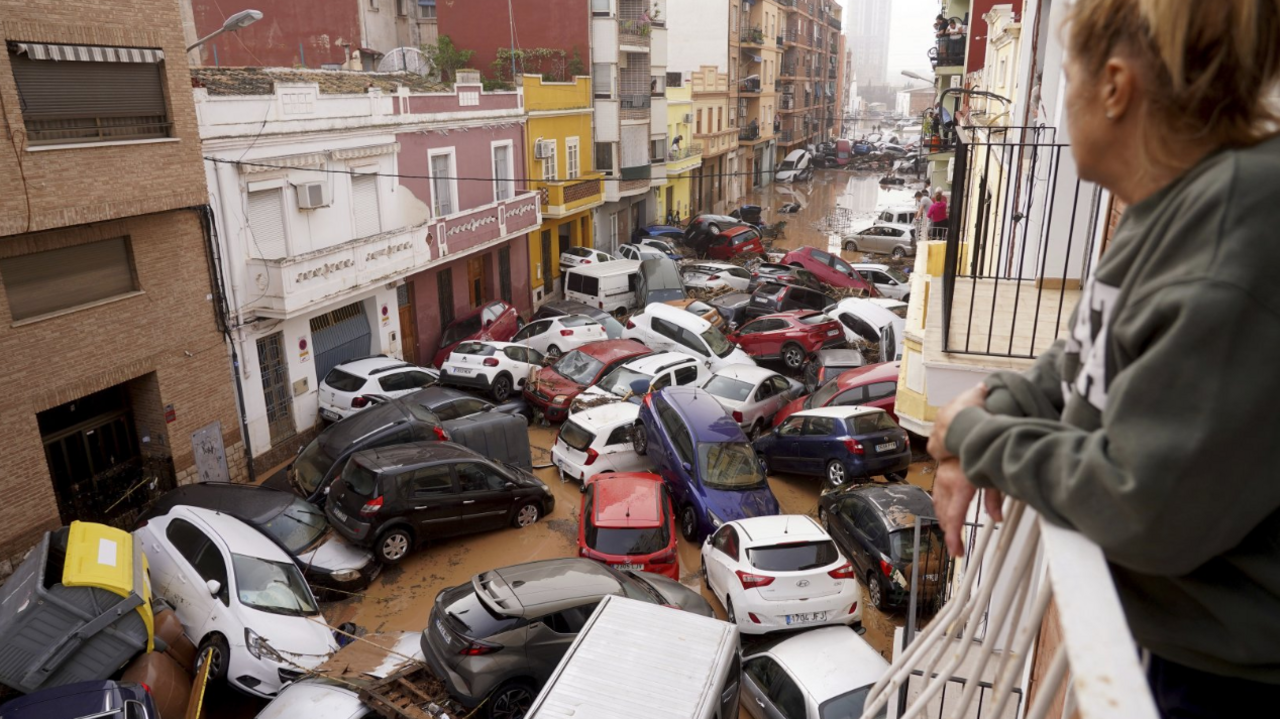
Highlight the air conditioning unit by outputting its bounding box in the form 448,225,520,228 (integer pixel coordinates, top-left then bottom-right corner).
534,140,553,159
295,182,331,209
683,113,692,123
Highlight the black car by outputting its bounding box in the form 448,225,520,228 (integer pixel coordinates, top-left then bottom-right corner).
138,482,379,594
748,263,823,294
817,484,947,612
532,300,625,339
326,442,555,564
745,282,836,319
803,349,869,394
710,292,754,330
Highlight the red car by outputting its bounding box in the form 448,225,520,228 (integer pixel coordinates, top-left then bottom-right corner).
728,310,846,371
773,360,901,427
431,300,522,368
707,225,767,260
577,472,679,580
781,246,879,294
523,339,652,422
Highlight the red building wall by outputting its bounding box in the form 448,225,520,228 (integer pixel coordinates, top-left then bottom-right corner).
436,0,590,80
190,0,361,68
965,0,1022,73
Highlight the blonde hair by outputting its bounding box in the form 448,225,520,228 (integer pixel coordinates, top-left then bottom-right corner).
1066,0,1280,159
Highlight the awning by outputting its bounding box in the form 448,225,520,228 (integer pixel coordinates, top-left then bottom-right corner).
750,54,763,63
9,41,164,63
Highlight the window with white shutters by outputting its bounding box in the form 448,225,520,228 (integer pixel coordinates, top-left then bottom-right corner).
247,189,287,259
352,174,381,237
541,140,557,181
566,138,580,180
430,153,454,216
492,144,512,201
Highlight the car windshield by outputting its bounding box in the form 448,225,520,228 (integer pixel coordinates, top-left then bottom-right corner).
703,375,753,402
779,159,797,171
747,540,839,571
293,438,334,494
586,524,670,556
819,685,885,719
260,498,329,553
232,554,318,616
885,268,909,283
698,442,766,490
596,366,653,396
441,315,482,346
557,420,595,452
808,377,844,408
553,350,606,385
701,327,736,358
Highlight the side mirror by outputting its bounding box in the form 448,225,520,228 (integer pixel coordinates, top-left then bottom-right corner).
504,481,518,491
206,579,221,597
771,427,780,437
855,625,868,636
682,462,692,472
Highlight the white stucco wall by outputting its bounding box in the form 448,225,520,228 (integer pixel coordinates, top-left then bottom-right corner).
666,0,729,72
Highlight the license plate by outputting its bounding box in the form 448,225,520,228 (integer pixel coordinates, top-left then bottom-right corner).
785,611,827,625
876,442,896,452
320,408,340,421
827,329,840,336
454,367,473,374
615,563,644,571
754,297,768,303
331,506,348,522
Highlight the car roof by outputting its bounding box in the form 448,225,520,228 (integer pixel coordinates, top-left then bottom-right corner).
771,309,825,322
783,149,809,161
258,681,363,719
657,387,742,441
566,259,642,277
331,356,413,377
833,297,901,326
641,302,712,331
842,483,936,530
765,626,890,702
834,361,901,387
851,263,891,272
645,224,684,233
793,405,888,420
624,351,697,374
713,363,778,384
592,474,664,528
354,440,481,469
732,514,826,544
817,349,867,364
569,401,641,428
172,505,292,561
576,339,652,362
479,559,623,617
867,221,914,232
719,225,755,237
685,261,738,271
148,482,294,525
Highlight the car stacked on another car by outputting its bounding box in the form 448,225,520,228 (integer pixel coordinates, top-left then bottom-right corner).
524,339,652,423
559,246,613,273
755,406,910,488
852,263,912,301
681,261,753,292
748,263,823,293
617,243,669,262
741,626,889,719
578,473,680,580
552,402,651,484
666,298,726,329
432,301,522,368
728,310,846,371
570,351,709,413
318,357,439,422
804,348,868,394
705,225,767,261
439,340,544,402
773,361,901,427
509,314,608,360
532,299,626,339
746,282,837,321
825,297,906,362
780,247,878,294
622,302,755,372
701,364,803,438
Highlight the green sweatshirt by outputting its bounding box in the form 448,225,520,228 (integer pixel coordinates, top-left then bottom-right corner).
944,134,1280,682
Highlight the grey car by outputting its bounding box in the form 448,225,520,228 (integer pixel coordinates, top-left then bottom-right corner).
841,223,917,260
421,558,713,719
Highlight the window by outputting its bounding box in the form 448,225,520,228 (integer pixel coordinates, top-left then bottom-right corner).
513,319,550,342
378,370,435,392
566,137,580,180
352,174,381,237
418,0,437,17
541,139,558,180
666,71,682,88
0,236,138,321
832,386,867,406
866,381,897,401
778,416,804,437
430,151,456,216
8,43,170,145
411,465,454,496
605,425,633,446
542,602,598,634
717,107,723,131
499,247,513,304
247,189,287,259
595,142,614,172
492,143,513,201
672,366,699,386
712,525,740,560
803,416,836,436
437,397,489,421
696,109,703,134
592,63,612,97
165,518,228,604
457,462,507,492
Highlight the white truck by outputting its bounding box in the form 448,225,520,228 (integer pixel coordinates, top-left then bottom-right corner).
525,595,741,719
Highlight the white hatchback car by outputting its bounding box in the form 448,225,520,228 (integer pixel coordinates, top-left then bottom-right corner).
510,314,608,359
852,263,912,301
682,262,753,292
622,302,755,372
741,626,889,719
570,351,709,413
134,505,338,698
318,356,439,422
701,514,861,635
618,243,670,261
701,364,803,438
551,402,652,485
559,246,614,273
439,340,545,402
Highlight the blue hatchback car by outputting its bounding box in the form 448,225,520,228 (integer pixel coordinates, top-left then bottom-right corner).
0,681,157,719
633,386,780,541
753,406,911,489
644,224,687,242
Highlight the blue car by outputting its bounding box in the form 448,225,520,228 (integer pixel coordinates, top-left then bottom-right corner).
633,386,780,541
753,405,911,488
644,224,687,242
0,681,158,719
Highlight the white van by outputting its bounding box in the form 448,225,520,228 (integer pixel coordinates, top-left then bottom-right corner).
563,259,641,318
526,594,741,719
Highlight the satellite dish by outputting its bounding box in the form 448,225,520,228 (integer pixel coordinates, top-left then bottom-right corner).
377,47,433,76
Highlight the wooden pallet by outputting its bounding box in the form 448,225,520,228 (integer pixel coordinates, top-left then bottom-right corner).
355,665,450,719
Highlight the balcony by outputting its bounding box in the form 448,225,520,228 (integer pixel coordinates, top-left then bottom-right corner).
781,63,798,78
828,67,838,79
738,125,760,141
739,77,763,94
932,34,968,70
784,30,801,46
620,93,652,120
779,129,794,143
666,144,703,173
620,164,652,181
693,129,737,157
777,0,798,8
618,0,654,48
739,26,765,45
533,173,605,219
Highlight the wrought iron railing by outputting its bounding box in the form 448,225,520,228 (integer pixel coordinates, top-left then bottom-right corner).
738,125,760,141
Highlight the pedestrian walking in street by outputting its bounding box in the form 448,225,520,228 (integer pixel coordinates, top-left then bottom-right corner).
927,1,1280,717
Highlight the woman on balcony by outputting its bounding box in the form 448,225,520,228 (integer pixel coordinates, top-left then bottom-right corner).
928,1,1280,716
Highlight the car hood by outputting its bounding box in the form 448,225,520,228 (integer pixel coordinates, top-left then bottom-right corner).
530,368,586,398
296,531,375,574
717,347,756,368
704,483,781,524
773,396,806,426
634,573,715,617
240,607,339,668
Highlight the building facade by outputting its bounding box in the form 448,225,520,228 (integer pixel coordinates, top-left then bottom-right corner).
435,0,590,85
659,79,702,224
0,0,249,571
847,0,890,87
523,74,605,307
197,68,538,469
690,66,736,213
730,0,781,189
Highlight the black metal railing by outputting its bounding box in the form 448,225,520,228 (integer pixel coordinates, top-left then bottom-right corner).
739,125,760,141
740,26,765,44
934,34,967,67
941,126,1104,359
620,94,652,109
739,78,762,93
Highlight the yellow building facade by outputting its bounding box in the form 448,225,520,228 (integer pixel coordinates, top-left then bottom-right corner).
658,81,702,225
522,75,605,307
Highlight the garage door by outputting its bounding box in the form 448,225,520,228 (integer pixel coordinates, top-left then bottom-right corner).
310,302,371,382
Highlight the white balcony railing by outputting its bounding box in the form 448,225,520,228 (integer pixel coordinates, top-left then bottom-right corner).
861,497,1158,719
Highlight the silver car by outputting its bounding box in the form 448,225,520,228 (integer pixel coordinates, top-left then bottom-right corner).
842,222,917,259
702,364,804,438
851,263,912,301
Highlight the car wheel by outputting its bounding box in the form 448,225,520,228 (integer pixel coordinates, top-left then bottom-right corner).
782,343,806,370
749,420,765,441
844,240,859,252
546,345,562,360
376,528,413,565
613,306,628,320
631,423,648,455
726,597,737,624
892,247,907,260
708,224,721,234
680,505,700,542
818,505,829,530
868,570,888,611
491,373,513,403
826,460,847,487
196,634,230,683
487,681,537,719
513,502,540,528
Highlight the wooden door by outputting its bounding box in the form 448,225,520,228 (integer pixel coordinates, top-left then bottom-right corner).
467,256,484,307
398,283,417,364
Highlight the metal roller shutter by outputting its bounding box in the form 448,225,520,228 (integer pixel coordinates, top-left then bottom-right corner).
247,189,287,259
310,302,372,382
0,237,136,320
352,175,381,237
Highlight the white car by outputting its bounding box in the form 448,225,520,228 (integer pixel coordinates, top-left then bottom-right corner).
134,505,338,698
869,297,908,319
701,364,803,438
825,298,906,362
256,632,423,718
510,314,608,359
852,263,912,301
318,356,439,422
701,515,862,636
681,262,752,292
439,340,545,402
551,402,652,485
621,302,755,372
560,246,614,273
638,237,679,257
776,148,815,182
618,243,670,261
741,626,889,719
570,351,710,413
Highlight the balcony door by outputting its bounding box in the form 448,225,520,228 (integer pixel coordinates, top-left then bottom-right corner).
468,256,485,307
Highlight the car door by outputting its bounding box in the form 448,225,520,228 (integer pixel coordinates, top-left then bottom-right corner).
770,416,806,470
502,346,537,387
706,525,741,602
512,319,553,354
454,461,517,533
648,317,683,354
828,253,857,282
794,416,836,474
523,601,600,684
860,227,888,254
742,656,806,719
600,424,648,473
735,318,784,357
158,517,228,643
406,464,463,540
841,497,878,576
760,375,793,423
749,377,776,425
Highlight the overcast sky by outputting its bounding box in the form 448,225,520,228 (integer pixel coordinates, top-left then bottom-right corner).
835,0,939,87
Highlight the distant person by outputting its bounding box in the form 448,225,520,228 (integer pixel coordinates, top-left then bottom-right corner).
947,18,965,36
934,14,949,37
927,191,948,239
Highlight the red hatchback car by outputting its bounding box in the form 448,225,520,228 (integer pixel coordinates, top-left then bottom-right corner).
728,310,846,371
773,360,901,427
431,300,522,367
577,472,679,580
781,246,878,294
524,339,652,422
707,225,767,260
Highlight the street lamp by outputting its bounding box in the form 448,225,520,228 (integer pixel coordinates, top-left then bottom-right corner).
187,9,263,53
901,70,933,84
